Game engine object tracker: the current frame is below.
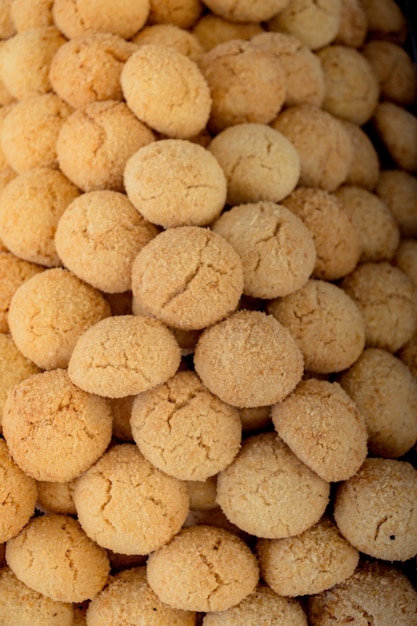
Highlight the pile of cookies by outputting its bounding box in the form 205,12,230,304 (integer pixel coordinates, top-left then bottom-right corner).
0,0,417,623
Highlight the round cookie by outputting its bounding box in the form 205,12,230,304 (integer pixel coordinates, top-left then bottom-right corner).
0,251,43,333
2,368,113,482
124,139,227,228
267,279,366,374
0,167,80,267
372,102,417,172
131,370,242,481
339,347,417,458
334,457,417,561
5,513,110,603
194,309,304,408
73,444,189,555
147,0,203,29
121,44,211,139
376,169,417,237
192,14,263,51
216,432,330,538
146,524,259,612
36,480,77,515
0,439,37,543
199,0,290,22
334,0,368,48
10,0,54,31
340,119,380,191
360,0,407,44
341,261,417,353
7,267,111,370
57,101,155,192
211,201,316,299
132,24,204,63
55,190,158,293
49,33,138,109
393,239,417,289
131,226,243,331
68,314,181,398
208,123,300,206
271,378,367,482
281,187,360,280
257,517,359,597
271,104,353,192
87,566,196,626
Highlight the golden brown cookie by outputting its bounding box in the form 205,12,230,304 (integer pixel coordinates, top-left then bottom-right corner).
148,0,203,29
393,239,417,289
200,0,290,22
10,0,54,32
360,0,407,44
376,169,417,237
372,102,417,172
192,14,263,51
0,251,43,333
36,480,77,515
341,119,380,191
334,0,368,48
132,23,204,63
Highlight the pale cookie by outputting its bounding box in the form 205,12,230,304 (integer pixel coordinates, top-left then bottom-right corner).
372,102,417,172
192,14,263,51
376,169,417,237
132,24,204,63
10,0,54,32
199,0,290,22
334,0,368,48
73,444,189,555
340,119,380,190
68,315,181,398
5,514,110,603
146,524,259,612
0,251,43,333
2,368,113,482
36,480,77,515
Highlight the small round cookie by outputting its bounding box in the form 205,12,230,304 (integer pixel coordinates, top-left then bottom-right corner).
372,102,417,172
257,517,359,597
199,39,286,133
0,167,80,267
73,444,189,555
308,559,417,626
10,0,54,31
393,239,417,288
55,190,158,293
124,139,226,228
267,0,342,51
200,0,290,22
211,201,316,299
271,104,352,192
57,101,155,192
121,44,211,139
194,310,304,408
339,347,417,458
340,119,380,191
216,432,330,538
334,0,368,48
341,261,417,353
192,14,263,51
333,457,417,561
148,0,203,29
131,226,243,331
68,315,181,398
49,34,138,109
281,187,360,280
317,45,379,125
334,185,400,263
208,123,300,206
2,368,113,482
267,279,366,374
52,0,150,39
202,585,308,626
132,24,204,63
36,480,77,515
376,169,417,237
131,370,242,481
0,566,73,626
271,378,367,482
146,524,259,612
0,439,37,543
0,251,43,333
5,513,110,603
0,94,73,174
360,0,407,44
8,267,111,370
250,31,325,108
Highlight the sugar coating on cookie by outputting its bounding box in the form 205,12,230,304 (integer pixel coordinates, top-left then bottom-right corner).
0,167,80,267
10,0,54,32
131,226,243,331
271,378,367,482
132,24,204,63
257,516,359,597
5,513,110,603
372,102,417,173
340,119,380,191
124,139,226,228
0,439,37,543
208,123,300,205
194,310,304,408
86,566,196,626
146,524,259,612
271,104,352,192
376,169,417,237
36,480,77,515
216,432,329,538
55,190,158,293
334,0,368,48
334,457,417,561
57,101,155,192
8,267,111,370
192,14,263,51
211,201,316,299
281,187,360,281
2,368,113,482
341,261,417,353
267,279,366,374
0,251,43,333
73,444,189,555
68,315,181,398
49,34,138,109
131,370,242,481
121,44,211,139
